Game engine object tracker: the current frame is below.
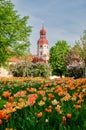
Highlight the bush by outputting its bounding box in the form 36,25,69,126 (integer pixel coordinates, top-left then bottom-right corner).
66,65,83,79
9,61,51,78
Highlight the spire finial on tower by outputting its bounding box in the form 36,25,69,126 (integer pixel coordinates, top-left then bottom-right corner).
42,21,44,29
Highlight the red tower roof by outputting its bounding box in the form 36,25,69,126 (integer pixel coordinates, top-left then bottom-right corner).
38,38,48,44
37,25,48,44
40,28,46,35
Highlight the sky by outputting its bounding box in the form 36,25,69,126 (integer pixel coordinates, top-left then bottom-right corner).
11,0,86,54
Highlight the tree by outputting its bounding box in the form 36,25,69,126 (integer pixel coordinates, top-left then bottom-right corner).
0,0,32,66
65,48,83,78
73,30,86,77
49,40,70,77
65,48,80,66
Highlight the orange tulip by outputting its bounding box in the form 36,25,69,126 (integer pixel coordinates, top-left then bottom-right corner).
45,108,52,113
0,119,2,125
37,112,42,118
5,114,11,121
66,113,72,119
77,99,84,105
48,93,54,99
74,105,81,109
48,105,53,109
2,91,11,98
9,96,14,102
0,110,6,119
62,116,66,126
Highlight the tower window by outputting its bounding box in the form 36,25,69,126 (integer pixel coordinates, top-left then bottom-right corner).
40,45,42,48
40,52,42,55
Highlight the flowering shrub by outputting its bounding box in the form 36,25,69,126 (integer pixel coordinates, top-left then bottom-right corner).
9,61,51,77
66,65,83,78
0,77,86,129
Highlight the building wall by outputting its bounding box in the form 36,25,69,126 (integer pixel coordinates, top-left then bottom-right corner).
0,67,12,77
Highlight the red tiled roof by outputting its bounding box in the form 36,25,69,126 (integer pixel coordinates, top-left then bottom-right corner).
9,55,36,63
10,58,21,63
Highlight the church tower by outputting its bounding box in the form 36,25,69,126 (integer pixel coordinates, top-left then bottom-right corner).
37,25,49,62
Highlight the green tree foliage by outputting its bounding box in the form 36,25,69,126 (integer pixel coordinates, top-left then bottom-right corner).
73,30,86,77
9,61,51,78
0,0,32,66
49,40,70,77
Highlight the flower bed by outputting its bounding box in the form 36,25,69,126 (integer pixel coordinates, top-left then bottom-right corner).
0,77,86,130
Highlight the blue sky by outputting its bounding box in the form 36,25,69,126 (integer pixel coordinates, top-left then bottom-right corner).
11,0,86,54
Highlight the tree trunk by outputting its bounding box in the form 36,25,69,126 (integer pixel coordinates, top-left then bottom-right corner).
59,72,62,78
